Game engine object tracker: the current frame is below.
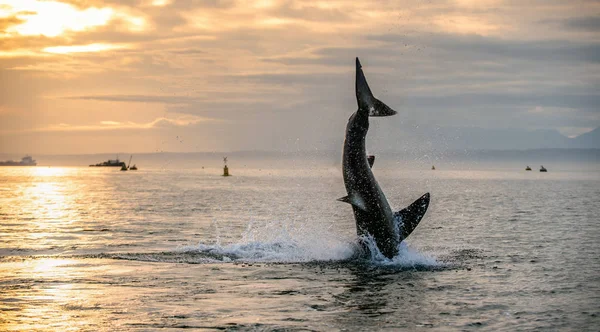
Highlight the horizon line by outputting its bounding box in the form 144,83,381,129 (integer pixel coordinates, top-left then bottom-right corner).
1,147,600,157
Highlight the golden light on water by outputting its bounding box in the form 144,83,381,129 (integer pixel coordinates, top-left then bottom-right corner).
15,168,77,239
0,165,147,328
30,166,68,177
28,181,70,227
1,258,103,330
32,258,74,274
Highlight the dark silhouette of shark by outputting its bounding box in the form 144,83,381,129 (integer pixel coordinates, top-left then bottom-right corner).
338,58,430,259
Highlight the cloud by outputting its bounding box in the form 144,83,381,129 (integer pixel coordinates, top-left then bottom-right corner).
168,48,206,55
402,92,600,111
4,115,213,134
554,15,600,32
63,92,292,111
1,0,599,153
64,94,204,104
2,1,114,37
100,120,121,125
43,43,131,54
0,14,24,32
369,33,600,64
0,0,149,53
262,1,352,22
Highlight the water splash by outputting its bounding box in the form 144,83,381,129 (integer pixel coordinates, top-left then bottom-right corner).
176,217,441,268
179,217,356,263
79,215,443,267
358,234,440,268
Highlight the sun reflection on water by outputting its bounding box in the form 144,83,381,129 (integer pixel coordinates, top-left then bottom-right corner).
24,170,72,225
31,258,74,273
1,258,105,331
1,167,86,253
29,166,69,177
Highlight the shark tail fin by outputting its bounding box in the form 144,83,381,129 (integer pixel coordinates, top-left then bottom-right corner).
370,98,396,117
394,193,430,240
355,57,397,117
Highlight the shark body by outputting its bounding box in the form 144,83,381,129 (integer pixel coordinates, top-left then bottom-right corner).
339,58,430,258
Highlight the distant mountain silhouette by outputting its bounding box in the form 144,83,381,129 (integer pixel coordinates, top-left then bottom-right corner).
445,127,600,150
370,124,599,151
572,127,600,148
441,127,573,150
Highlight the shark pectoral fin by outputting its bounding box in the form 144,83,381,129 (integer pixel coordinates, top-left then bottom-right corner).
394,192,430,239
367,155,375,168
369,98,397,117
337,193,367,211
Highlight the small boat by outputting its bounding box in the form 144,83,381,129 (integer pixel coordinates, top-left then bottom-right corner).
431,165,436,170
525,166,532,171
130,164,138,170
120,164,128,171
90,157,126,167
540,165,547,172
0,155,37,166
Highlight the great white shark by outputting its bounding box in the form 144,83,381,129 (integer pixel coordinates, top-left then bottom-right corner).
338,58,430,259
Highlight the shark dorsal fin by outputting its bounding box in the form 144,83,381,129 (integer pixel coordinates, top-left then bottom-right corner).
394,193,430,239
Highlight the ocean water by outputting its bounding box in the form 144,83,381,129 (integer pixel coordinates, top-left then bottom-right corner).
0,160,599,331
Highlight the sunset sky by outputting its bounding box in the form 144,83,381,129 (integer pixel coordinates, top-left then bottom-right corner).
0,0,598,154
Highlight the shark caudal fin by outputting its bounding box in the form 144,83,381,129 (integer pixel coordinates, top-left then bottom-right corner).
394,193,430,239
355,57,397,117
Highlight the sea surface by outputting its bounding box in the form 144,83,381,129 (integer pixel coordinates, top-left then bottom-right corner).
1,160,599,331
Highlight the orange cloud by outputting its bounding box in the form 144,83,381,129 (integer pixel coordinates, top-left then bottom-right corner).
3,115,215,134
1,0,147,38
0,14,24,32
433,14,502,35
2,0,113,37
43,43,130,54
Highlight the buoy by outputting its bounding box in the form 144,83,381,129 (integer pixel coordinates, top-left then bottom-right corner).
222,156,231,176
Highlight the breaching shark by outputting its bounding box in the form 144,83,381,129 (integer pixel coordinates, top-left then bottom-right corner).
338,58,430,259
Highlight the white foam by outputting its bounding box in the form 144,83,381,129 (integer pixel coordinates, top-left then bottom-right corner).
390,242,440,268
358,234,441,268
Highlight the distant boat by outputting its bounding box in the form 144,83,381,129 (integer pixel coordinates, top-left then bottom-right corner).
540,165,548,172
127,155,133,169
130,164,138,170
120,164,128,171
431,165,436,170
89,157,126,167
525,166,532,171
0,155,37,166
